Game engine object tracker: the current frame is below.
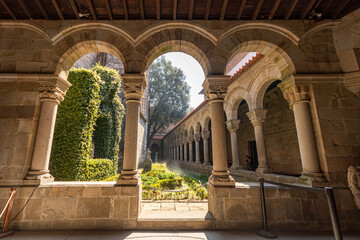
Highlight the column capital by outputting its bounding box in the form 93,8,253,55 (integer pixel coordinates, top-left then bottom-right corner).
39,77,70,103
278,75,310,106
201,130,210,140
188,135,193,143
202,75,230,100
194,133,201,142
226,119,240,133
122,74,147,101
246,109,267,127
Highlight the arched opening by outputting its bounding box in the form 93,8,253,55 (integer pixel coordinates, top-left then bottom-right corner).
150,143,160,161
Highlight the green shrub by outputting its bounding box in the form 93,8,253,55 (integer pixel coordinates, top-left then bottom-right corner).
104,174,120,181
50,69,102,181
152,178,183,190
83,158,115,181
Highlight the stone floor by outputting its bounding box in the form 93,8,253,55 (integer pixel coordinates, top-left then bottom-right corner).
4,230,360,239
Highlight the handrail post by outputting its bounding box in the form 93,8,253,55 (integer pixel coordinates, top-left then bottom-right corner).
0,187,16,238
256,178,277,239
325,187,343,240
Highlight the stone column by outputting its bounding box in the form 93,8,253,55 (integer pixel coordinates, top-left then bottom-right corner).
202,130,210,165
194,133,201,164
184,140,188,161
203,75,235,187
247,110,271,173
279,76,325,183
177,145,180,160
25,78,70,184
226,120,242,170
117,74,147,186
188,136,194,163
180,142,183,161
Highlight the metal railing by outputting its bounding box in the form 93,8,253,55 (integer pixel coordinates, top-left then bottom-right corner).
0,188,17,238
256,177,342,240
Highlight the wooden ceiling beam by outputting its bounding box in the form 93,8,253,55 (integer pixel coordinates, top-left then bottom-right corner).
122,0,128,20
189,0,195,20
300,0,317,19
285,0,299,19
139,0,144,20
86,0,97,20
17,0,32,19
252,0,264,20
236,0,247,20
0,0,16,19
220,0,228,20
51,0,64,20
34,0,49,19
156,0,160,20
269,0,281,20
173,0,177,20
321,0,334,16
205,0,211,20
105,0,113,20
332,0,351,19
69,0,80,20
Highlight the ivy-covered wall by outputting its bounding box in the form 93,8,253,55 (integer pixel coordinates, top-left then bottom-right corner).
50,69,102,181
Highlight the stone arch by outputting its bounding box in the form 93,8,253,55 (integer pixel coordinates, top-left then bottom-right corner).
224,86,250,120
201,115,211,131
195,122,202,133
55,41,126,79
189,126,194,136
140,40,211,75
0,22,50,40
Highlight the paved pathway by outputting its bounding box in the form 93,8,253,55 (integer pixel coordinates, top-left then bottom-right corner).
5,230,360,239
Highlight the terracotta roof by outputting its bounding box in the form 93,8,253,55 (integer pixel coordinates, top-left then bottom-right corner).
229,53,265,83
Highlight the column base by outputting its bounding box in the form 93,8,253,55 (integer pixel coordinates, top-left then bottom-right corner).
203,162,211,166
208,171,235,187
256,166,271,174
195,161,202,165
24,170,54,185
116,170,141,186
300,171,327,186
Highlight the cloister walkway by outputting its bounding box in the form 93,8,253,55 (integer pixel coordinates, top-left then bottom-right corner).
5,231,360,240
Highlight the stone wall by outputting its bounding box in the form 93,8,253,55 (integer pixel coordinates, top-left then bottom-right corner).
0,76,41,185
0,183,141,230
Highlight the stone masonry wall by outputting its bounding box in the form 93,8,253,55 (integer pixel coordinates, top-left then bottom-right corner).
263,87,302,175
312,82,360,187
0,76,41,185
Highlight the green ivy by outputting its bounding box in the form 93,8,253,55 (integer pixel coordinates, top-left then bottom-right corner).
50,69,102,181
83,158,115,181
92,64,124,173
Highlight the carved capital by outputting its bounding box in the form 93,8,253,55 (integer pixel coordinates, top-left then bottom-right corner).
278,76,310,106
122,74,147,101
202,75,230,100
188,135,193,143
201,130,210,140
39,77,70,103
194,133,201,142
226,119,240,133
246,109,267,127
348,166,360,210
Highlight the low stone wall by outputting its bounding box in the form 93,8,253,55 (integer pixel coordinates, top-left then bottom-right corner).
208,183,360,231
0,182,141,230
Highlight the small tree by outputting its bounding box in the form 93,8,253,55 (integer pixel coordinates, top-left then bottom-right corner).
147,56,190,145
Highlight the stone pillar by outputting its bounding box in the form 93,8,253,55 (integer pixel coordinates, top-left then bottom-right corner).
177,145,180,160
117,74,147,186
25,78,70,184
246,110,271,173
184,140,188,161
194,133,201,164
180,142,183,161
188,136,194,163
279,76,325,183
203,75,235,187
226,120,242,170
202,130,210,165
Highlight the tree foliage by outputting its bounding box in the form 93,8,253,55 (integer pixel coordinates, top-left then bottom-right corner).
147,56,190,145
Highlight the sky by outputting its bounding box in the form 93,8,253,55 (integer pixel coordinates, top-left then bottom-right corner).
157,52,256,109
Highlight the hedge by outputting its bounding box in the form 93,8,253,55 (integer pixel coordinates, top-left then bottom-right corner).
50,69,102,181
83,158,115,181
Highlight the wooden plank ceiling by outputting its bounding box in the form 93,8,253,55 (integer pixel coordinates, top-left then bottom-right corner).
0,0,359,20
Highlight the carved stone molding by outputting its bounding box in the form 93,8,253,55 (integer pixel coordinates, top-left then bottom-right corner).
348,166,360,210
122,74,147,101
201,130,210,140
188,135,193,143
202,75,230,100
278,75,310,106
39,77,70,103
246,109,267,127
194,133,201,142
226,119,240,133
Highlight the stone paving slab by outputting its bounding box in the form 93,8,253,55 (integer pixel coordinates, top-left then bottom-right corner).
5,231,360,240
